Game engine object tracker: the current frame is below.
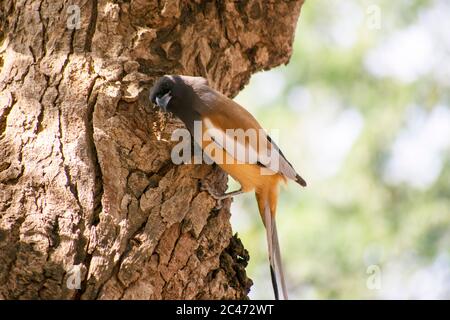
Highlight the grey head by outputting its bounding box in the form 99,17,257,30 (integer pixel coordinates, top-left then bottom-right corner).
150,75,176,112
150,75,207,133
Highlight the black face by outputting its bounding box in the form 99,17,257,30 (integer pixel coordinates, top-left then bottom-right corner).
150,76,175,111
149,75,202,134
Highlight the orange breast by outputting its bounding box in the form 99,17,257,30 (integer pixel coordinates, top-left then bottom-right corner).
217,162,284,193
202,139,284,218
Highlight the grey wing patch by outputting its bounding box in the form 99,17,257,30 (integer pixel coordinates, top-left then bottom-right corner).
263,135,307,186
178,75,209,88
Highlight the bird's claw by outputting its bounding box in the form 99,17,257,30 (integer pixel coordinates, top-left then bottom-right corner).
199,181,226,210
200,182,220,199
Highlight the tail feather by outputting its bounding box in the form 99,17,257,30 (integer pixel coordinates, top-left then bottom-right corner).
273,220,288,299
295,174,307,187
269,264,279,300
263,202,289,300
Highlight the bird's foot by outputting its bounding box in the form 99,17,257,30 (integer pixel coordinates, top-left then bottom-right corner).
200,181,226,210
199,181,243,210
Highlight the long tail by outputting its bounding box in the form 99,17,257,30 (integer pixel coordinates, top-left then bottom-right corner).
263,201,288,300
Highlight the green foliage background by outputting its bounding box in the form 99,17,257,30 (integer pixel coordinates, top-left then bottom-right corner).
232,0,450,299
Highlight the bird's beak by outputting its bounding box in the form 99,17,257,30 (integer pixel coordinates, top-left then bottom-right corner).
155,92,172,112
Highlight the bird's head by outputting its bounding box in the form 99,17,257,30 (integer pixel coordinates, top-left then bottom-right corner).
150,75,210,114
150,75,176,112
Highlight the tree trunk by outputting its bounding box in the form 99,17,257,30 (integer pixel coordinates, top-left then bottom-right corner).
0,0,303,299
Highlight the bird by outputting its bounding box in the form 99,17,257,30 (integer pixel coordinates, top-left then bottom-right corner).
150,75,307,300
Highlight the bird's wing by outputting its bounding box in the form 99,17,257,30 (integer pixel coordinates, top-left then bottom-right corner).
178,75,209,88
198,92,306,185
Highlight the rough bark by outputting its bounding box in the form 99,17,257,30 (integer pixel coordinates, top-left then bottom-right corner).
0,0,304,299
